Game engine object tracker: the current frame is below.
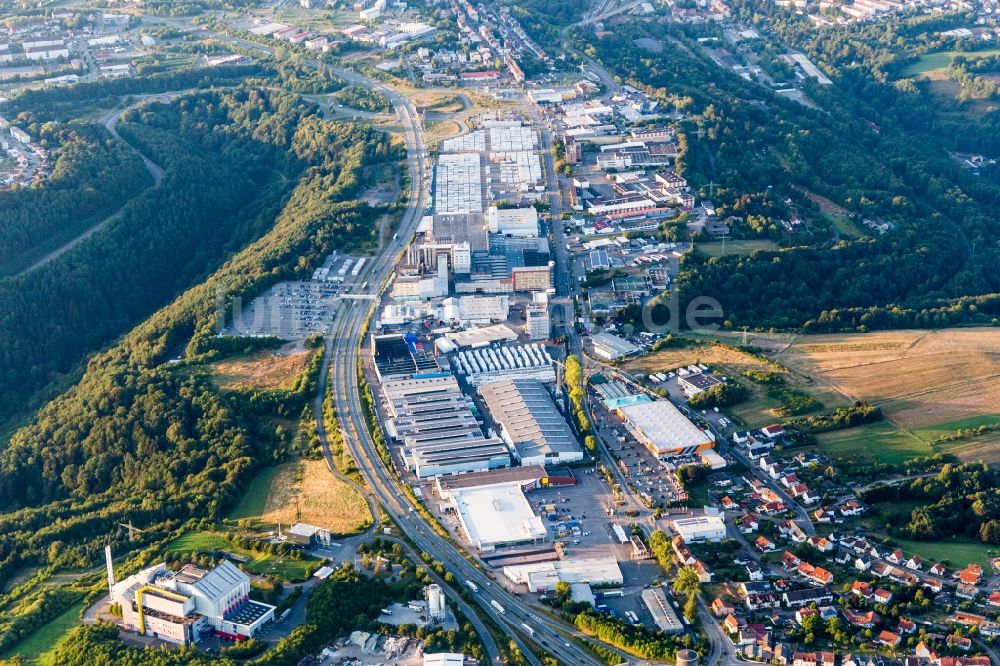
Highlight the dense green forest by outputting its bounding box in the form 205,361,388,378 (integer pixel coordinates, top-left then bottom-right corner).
0,86,397,600
861,463,1000,544
0,124,150,275
2,64,261,123
579,18,1000,331
333,85,393,113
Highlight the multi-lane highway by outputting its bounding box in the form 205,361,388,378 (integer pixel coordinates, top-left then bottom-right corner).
308,80,611,666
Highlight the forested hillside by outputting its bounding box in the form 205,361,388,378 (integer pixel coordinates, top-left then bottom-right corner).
0,87,397,591
0,125,151,275
583,22,1000,331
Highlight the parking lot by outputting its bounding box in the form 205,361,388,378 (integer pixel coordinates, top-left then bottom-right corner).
590,392,690,507
226,280,343,339
528,471,626,561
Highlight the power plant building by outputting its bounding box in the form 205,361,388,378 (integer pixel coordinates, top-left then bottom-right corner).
112,561,274,645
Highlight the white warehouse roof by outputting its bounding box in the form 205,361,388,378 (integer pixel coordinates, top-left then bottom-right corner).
617,399,714,456
671,515,726,542
503,556,624,592
448,481,546,551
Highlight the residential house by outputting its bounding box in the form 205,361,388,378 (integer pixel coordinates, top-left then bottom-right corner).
843,608,879,628
951,610,986,626
781,551,802,570
947,635,972,652
782,587,833,609
711,597,735,616
956,583,978,600
956,563,983,585
723,613,741,634
876,630,901,648
851,581,873,600
872,588,893,605
839,499,864,517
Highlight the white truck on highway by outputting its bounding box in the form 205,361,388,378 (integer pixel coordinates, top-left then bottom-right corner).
490,599,506,615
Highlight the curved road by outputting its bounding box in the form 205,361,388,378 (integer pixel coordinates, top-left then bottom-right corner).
14,98,167,278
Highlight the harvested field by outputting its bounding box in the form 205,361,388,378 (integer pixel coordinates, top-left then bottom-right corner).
623,341,835,426
209,349,312,391
261,459,371,535
777,329,1000,430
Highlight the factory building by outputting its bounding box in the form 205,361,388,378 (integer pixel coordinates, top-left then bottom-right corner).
113,561,274,645
511,265,553,292
441,295,509,324
380,375,512,478
502,556,624,593
616,399,715,458
372,333,440,382
479,379,584,466
677,371,723,397
642,587,685,634
589,333,640,361
525,302,551,340
452,343,554,387
425,584,447,622
486,206,539,237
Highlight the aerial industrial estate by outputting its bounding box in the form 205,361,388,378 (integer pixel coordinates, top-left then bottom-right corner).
3,0,1000,664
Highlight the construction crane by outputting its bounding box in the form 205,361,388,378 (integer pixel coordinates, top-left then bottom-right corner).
118,520,146,542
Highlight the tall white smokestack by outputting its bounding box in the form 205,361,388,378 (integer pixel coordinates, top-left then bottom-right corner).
105,544,115,592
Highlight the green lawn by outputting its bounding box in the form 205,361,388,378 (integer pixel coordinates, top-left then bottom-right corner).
0,601,82,665
901,48,1000,76
823,213,864,239
888,536,995,570
166,530,319,582
910,414,1000,442
815,422,933,465
696,239,778,257
228,466,278,520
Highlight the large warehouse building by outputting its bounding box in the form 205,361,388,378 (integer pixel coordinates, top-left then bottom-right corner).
502,556,624,592
616,399,715,458
113,561,274,645
382,375,511,478
443,480,547,552
479,378,584,466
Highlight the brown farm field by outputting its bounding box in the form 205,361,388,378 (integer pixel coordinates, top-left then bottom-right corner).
261,459,372,535
208,349,312,391
622,341,842,426
775,328,1000,431
628,329,1000,463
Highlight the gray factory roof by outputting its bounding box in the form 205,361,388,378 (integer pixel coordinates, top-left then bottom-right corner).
479,379,582,460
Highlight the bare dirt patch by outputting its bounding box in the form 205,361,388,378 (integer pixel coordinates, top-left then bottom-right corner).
209,349,312,391
261,459,371,535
